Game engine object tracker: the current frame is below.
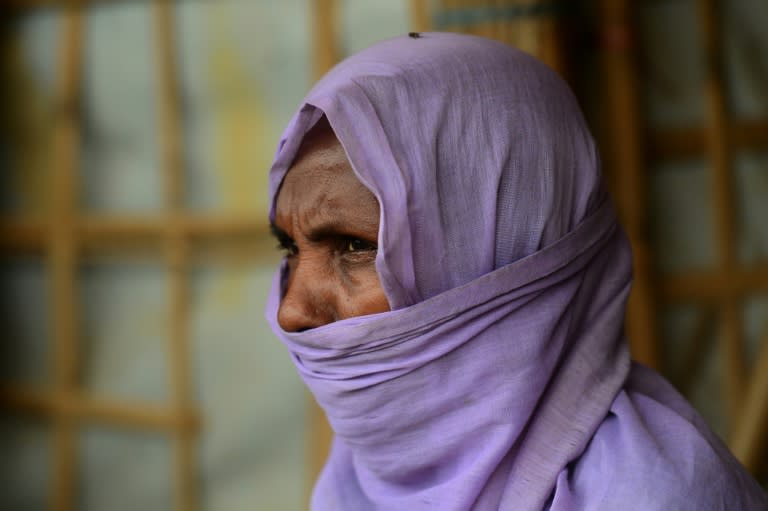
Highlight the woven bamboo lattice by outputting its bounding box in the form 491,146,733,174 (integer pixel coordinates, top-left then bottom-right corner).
0,1,268,509
599,0,768,476
2,2,766,508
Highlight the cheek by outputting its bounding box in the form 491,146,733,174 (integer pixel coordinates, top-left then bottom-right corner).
281,249,390,325
340,266,391,318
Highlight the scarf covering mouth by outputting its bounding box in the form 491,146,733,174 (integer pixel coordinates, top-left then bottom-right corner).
265,33,768,510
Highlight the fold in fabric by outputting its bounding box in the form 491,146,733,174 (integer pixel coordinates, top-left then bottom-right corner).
265,33,767,510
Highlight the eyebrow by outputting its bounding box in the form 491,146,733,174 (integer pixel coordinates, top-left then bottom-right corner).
308,221,377,244
269,219,378,245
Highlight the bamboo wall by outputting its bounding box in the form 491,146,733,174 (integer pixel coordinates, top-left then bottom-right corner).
1,1,766,509
1,1,310,509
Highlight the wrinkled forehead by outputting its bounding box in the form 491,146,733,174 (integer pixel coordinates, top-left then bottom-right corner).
268,87,419,306
268,105,387,214
269,106,325,219
267,32,600,309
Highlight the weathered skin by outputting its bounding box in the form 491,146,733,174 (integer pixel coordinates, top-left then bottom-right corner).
273,118,389,332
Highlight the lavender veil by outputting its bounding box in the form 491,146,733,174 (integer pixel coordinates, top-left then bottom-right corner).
265,33,767,510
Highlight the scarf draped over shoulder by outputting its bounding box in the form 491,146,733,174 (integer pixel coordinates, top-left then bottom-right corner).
265,33,767,511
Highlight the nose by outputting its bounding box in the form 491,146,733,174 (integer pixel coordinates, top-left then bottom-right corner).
277,261,335,332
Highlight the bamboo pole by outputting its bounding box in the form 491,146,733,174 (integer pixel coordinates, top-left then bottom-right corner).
80,215,269,238
599,0,659,369
730,326,768,472
0,216,269,245
153,1,197,510
307,395,333,506
313,0,338,81
697,0,744,426
515,1,541,65
649,119,768,162
0,216,277,264
0,387,202,431
4,0,126,10
49,3,83,510
497,0,512,45
539,2,565,76
471,0,493,39
661,266,768,302
2,0,95,11
410,0,431,33
491,0,506,42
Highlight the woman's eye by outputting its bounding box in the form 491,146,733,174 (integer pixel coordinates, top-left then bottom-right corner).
277,240,298,256
346,238,376,253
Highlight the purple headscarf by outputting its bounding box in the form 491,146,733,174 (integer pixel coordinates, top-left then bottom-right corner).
266,33,767,510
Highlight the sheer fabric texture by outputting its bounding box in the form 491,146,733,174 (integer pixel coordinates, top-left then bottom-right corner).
265,33,767,510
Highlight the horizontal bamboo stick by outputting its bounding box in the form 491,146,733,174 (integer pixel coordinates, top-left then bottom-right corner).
0,386,201,431
649,119,768,161
661,265,768,302
2,0,129,12
84,215,270,238
0,216,270,248
0,218,45,252
0,237,278,265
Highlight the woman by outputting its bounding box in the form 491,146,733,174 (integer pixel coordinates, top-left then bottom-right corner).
265,33,766,510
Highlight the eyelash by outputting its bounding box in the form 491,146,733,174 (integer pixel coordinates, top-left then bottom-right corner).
275,237,377,257
344,237,377,254
276,238,299,256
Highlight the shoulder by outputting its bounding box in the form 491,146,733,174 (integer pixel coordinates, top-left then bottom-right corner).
549,364,767,511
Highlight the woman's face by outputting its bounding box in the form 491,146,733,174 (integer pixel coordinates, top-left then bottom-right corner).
272,119,391,332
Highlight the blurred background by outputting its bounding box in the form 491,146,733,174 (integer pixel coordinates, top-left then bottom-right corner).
0,0,766,509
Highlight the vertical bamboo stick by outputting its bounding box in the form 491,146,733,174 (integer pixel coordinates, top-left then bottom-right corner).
410,0,431,33
313,0,338,81
697,0,743,426
307,396,332,506
471,0,492,39
153,1,197,510
537,3,565,76
50,4,83,510
498,0,512,47
485,0,499,41
458,0,475,36
730,326,768,472
599,0,659,369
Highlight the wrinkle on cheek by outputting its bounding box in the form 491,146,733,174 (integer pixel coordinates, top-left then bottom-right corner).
339,266,390,319
273,121,388,327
